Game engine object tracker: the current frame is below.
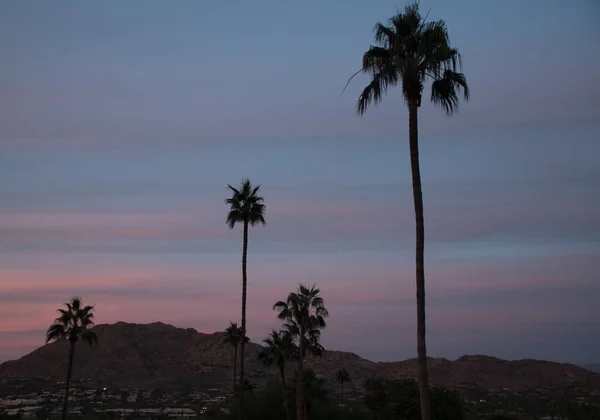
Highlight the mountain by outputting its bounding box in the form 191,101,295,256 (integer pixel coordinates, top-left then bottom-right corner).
582,363,600,373
0,322,598,391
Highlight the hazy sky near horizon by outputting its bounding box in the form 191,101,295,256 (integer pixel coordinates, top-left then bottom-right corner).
1,0,599,364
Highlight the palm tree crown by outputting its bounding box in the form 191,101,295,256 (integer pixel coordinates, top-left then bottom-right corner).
354,2,469,115
336,368,350,384
273,284,329,344
225,179,266,228
258,329,298,369
46,296,97,346
223,322,248,348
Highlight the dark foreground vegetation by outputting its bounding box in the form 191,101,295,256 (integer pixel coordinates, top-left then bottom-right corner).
205,378,600,420
208,378,465,420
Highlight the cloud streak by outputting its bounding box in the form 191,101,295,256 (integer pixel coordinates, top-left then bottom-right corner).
1,176,599,250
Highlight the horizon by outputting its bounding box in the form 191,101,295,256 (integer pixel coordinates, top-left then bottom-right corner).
2,320,599,366
1,0,599,365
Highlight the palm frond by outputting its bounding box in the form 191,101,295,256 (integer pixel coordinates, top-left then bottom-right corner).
361,46,393,76
341,69,363,94
391,2,422,40
248,202,266,226
46,324,66,343
430,70,469,115
357,66,398,115
55,312,70,327
71,297,82,311
373,23,395,48
227,185,240,196
226,209,242,229
82,330,98,346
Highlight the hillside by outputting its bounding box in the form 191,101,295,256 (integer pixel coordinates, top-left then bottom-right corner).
0,322,598,391
583,363,600,373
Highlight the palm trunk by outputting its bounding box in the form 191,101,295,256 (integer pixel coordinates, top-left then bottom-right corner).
62,341,75,420
279,364,292,420
297,333,306,420
238,220,249,420
233,345,238,395
409,100,431,420
341,382,344,402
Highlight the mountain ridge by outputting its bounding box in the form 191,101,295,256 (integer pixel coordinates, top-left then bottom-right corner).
1,322,597,391
582,363,600,373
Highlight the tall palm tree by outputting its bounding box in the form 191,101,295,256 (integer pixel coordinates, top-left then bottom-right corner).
335,368,351,402
223,322,248,395
347,4,469,420
258,330,297,420
273,284,329,420
225,178,266,419
46,297,97,420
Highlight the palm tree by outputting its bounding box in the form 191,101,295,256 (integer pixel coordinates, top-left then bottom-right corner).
336,368,351,402
223,322,248,395
273,284,329,420
346,4,469,420
225,178,266,418
258,330,297,420
46,297,97,420
300,368,329,415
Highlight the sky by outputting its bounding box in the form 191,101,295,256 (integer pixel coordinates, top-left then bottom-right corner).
1,0,599,364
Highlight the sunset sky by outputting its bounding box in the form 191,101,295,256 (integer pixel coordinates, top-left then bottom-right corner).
1,0,599,364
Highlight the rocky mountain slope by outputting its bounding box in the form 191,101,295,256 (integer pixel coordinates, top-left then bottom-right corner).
0,322,597,391
582,363,600,373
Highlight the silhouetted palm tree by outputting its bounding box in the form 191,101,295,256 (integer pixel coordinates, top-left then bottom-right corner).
225,178,266,419
258,330,297,420
347,4,469,420
273,284,329,420
336,368,351,402
223,322,248,395
288,368,329,416
46,297,97,420
301,368,329,414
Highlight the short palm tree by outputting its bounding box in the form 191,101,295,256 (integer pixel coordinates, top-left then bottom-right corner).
223,322,248,395
273,284,329,420
46,297,97,420
258,330,297,420
347,4,469,420
225,178,266,418
335,368,351,402
300,368,328,415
